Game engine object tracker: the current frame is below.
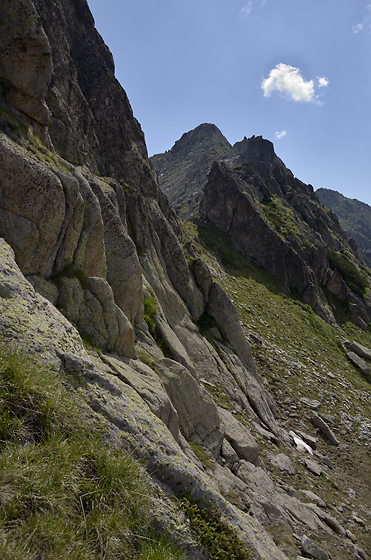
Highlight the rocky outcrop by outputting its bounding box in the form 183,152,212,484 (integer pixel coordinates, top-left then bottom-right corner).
199,157,371,327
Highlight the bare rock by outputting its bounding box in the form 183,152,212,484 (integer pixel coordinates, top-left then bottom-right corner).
309,504,346,536
217,406,260,464
289,430,313,454
0,238,84,363
207,281,256,373
0,134,66,275
300,489,326,508
156,358,223,457
301,535,329,560
297,429,317,449
267,453,295,475
100,354,180,441
300,397,321,409
348,340,371,361
347,351,371,380
0,0,53,103
57,275,134,356
235,460,275,499
305,458,323,476
192,258,213,302
221,439,239,464
311,412,340,446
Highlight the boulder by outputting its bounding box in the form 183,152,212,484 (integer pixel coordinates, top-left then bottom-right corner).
300,489,326,508
217,406,260,464
305,458,323,476
267,453,295,475
311,412,340,446
301,535,329,560
348,341,371,361
347,351,371,381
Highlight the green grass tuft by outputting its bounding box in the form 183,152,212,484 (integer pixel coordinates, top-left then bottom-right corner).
0,343,183,560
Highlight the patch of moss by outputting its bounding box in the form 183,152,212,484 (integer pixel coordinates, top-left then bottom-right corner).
261,194,301,240
143,296,158,332
137,351,158,371
188,441,215,470
0,103,32,137
27,135,69,172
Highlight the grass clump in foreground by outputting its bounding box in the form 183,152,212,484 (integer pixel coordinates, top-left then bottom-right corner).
0,344,183,560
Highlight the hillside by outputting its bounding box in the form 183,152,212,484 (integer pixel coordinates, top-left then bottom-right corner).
316,188,371,269
0,2,370,560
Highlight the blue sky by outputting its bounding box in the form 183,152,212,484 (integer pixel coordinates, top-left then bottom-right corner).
87,0,371,206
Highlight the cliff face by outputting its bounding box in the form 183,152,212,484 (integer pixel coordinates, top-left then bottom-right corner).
154,126,371,329
1,3,371,560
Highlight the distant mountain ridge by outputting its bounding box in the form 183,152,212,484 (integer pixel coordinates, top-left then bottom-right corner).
152,124,371,329
316,187,371,269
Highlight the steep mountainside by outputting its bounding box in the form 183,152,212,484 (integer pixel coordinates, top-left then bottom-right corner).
152,123,231,216
0,2,371,560
316,187,371,269
154,126,371,330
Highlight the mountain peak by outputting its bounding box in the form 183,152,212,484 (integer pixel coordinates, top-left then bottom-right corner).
170,123,230,155
230,134,288,170
151,123,231,215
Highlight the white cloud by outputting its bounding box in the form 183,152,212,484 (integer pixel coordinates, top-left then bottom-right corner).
240,1,266,16
275,130,287,140
241,2,253,15
353,22,364,34
261,63,315,102
318,76,329,88
352,4,371,34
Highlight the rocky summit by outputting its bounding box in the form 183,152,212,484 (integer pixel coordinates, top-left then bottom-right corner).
0,2,371,560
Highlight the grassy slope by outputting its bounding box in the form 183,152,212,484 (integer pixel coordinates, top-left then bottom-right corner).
0,345,183,560
183,219,371,557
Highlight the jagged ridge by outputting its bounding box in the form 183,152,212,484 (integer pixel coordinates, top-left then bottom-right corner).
153,124,371,330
